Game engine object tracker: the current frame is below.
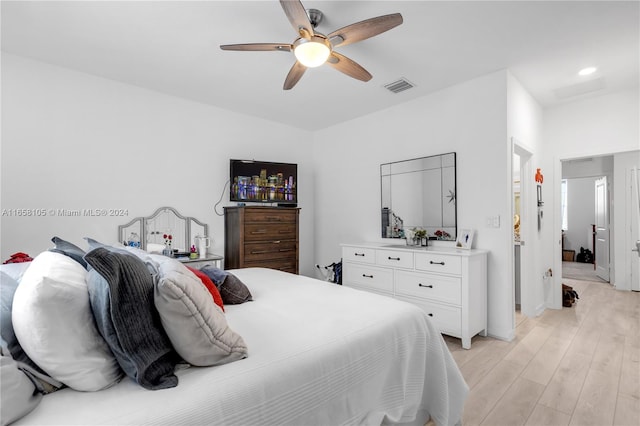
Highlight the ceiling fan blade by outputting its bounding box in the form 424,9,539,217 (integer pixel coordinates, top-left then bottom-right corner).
280,0,314,38
328,13,403,48
283,61,307,90
220,43,292,52
326,52,372,82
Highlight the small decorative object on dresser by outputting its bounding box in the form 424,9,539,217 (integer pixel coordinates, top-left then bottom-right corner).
455,229,474,249
341,243,488,349
189,245,198,259
117,207,223,269
224,206,299,274
162,234,173,256
194,235,211,259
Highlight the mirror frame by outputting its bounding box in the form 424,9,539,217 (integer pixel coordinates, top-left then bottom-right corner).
381,152,457,241
118,206,208,252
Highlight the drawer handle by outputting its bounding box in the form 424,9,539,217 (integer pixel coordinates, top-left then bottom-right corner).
362,274,374,278
250,250,270,254
418,283,433,288
266,216,282,221
278,230,292,234
429,261,445,266
272,241,281,244
355,253,366,257
388,256,401,261
427,313,434,317
251,230,267,234
278,248,294,252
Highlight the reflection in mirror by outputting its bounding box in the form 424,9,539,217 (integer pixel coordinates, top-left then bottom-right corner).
381,153,456,241
118,207,209,254
145,209,186,252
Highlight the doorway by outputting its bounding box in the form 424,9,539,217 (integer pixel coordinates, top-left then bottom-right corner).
560,156,613,284
512,140,534,323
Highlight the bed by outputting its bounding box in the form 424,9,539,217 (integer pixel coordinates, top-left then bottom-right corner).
2,249,467,426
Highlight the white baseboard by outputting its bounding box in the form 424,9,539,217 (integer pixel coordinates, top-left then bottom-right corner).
487,327,514,342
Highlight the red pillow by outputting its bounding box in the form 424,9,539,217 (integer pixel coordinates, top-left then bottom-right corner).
186,266,224,312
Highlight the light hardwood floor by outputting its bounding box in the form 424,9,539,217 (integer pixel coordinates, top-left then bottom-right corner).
441,278,640,426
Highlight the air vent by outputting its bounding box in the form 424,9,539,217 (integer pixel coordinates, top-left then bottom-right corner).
384,78,415,94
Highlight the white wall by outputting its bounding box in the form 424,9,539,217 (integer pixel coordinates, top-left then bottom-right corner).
0,54,317,276
562,156,614,179
507,72,546,317
546,89,640,291
313,70,515,340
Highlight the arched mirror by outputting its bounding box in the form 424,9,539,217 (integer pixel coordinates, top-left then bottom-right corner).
118,206,208,253
381,152,457,241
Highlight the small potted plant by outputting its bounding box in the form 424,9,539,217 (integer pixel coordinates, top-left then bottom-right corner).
413,228,427,246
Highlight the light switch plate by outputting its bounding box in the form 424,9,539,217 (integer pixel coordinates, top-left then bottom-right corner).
486,215,501,228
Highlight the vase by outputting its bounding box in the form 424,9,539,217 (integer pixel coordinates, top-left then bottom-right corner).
162,244,173,257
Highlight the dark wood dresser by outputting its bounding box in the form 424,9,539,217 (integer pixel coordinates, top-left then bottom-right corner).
224,206,300,274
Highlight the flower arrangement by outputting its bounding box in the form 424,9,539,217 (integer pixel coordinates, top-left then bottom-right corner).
162,233,174,257
410,228,427,246
413,228,427,240
434,230,451,240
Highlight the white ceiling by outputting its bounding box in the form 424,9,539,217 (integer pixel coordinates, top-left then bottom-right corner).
2,1,638,131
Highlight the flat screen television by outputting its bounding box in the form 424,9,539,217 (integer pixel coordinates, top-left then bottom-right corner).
229,159,297,205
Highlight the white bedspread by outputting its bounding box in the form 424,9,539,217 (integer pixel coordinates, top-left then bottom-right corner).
15,268,468,426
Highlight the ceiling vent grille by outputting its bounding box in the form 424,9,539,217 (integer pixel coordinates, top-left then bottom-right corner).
384,78,415,94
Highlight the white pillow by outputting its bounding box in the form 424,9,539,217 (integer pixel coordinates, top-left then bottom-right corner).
150,254,248,366
11,251,122,391
0,262,32,284
145,243,166,254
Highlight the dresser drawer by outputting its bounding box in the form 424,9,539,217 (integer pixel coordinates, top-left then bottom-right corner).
244,241,297,262
244,209,297,223
375,249,414,269
415,253,462,275
342,247,376,264
399,297,462,336
395,270,461,305
243,257,297,274
244,223,296,242
343,263,393,293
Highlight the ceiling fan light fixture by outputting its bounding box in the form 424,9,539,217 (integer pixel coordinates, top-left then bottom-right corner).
293,35,331,68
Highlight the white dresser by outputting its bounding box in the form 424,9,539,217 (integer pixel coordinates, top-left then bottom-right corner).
341,243,488,349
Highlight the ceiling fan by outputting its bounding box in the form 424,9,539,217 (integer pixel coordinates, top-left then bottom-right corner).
220,0,403,90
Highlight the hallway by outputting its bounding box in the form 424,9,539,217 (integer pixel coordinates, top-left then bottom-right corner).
562,261,608,283
444,278,639,425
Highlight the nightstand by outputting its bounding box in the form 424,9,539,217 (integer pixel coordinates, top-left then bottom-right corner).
177,253,224,269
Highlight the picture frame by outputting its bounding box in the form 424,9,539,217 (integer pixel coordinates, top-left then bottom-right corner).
456,229,474,249
537,184,543,206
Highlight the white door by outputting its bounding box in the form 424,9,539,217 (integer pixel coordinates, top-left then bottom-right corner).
595,176,610,282
631,168,640,291
513,141,536,318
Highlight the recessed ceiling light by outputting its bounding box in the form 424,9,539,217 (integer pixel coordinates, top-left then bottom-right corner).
578,67,597,76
